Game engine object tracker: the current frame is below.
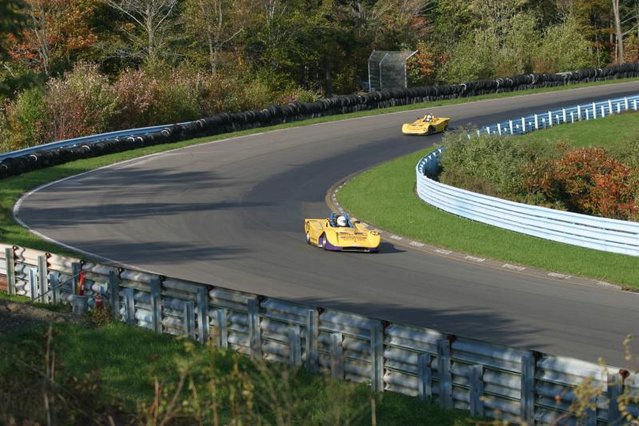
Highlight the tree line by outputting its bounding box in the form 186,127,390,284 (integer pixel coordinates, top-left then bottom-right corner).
0,0,638,151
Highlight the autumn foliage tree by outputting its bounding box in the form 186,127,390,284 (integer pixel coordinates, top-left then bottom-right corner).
9,0,98,76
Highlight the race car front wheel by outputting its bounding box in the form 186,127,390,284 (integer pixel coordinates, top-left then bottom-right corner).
306,232,311,245
318,234,327,249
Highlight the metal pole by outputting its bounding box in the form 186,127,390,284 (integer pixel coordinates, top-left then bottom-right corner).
368,50,375,92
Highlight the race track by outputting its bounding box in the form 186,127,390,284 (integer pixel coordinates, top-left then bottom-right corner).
16,82,639,365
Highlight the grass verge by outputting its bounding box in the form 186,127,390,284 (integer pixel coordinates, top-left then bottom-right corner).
0,320,469,425
337,113,639,289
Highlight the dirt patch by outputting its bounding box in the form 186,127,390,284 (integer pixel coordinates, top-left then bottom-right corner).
0,299,80,335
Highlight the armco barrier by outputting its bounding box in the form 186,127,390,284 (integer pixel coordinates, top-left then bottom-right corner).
2,63,639,180
1,243,638,423
416,95,639,256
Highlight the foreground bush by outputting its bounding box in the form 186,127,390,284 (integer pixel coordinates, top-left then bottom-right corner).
0,320,465,425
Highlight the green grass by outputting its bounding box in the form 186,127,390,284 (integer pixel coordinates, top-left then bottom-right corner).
337,114,639,289
516,109,639,148
0,321,470,424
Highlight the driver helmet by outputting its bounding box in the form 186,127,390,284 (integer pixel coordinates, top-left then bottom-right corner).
425,114,433,122
336,215,348,227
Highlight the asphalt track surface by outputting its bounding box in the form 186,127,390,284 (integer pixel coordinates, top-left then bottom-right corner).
16,82,639,366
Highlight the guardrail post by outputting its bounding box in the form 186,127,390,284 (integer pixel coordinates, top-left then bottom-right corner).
497,123,502,135
521,352,536,423
634,99,637,111
534,114,538,129
509,120,513,134
584,403,597,426
562,108,566,123
608,100,613,114
585,109,590,120
37,255,49,303
49,273,58,304
370,321,384,392
150,278,162,334
606,372,622,424
548,111,552,126
624,97,629,111
197,287,209,344
183,301,196,340
469,365,485,417
215,308,228,348
330,332,344,379
418,353,432,400
616,102,621,114
577,105,581,120
592,102,597,119
289,325,302,367
437,339,453,409
600,105,605,118
570,111,575,123
124,287,135,325
248,298,262,358
108,271,120,320
521,117,526,133
306,308,319,372
5,248,16,296
28,268,37,300
72,263,81,294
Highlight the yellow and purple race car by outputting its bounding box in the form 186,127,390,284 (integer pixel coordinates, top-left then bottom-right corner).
401,113,450,135
305,213,380,253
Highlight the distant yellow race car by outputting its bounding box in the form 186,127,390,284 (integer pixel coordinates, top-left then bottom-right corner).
401,113,450,135
305,213,381,253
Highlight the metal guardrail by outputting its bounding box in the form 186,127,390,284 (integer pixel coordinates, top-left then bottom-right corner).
474,95,639,137
416,95,639,256
1,243,637,424
0,123,186,162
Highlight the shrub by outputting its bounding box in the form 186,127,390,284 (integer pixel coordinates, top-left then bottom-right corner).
147,68,201,124
439,132,532,199
45,63,118,141
552,148,638,219
111,68,160,128
533,15,594,73
1,86,48,150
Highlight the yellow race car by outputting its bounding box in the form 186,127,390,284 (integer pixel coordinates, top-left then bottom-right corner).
305,213,381,253
401,113,450,135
